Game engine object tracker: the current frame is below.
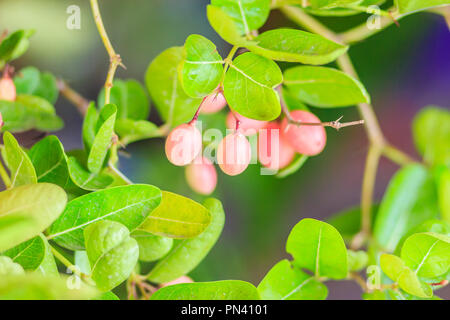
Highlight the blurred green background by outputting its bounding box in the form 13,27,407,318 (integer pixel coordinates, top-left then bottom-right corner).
1,0,449,299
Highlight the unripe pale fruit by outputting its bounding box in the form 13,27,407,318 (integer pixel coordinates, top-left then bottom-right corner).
281,110,326,156
217,132,251,176
165,123,202,166
160,276,193,288
201,91,227,114
258,122,296,170
0,76,16,101
226,112,268,136
185,156,217,195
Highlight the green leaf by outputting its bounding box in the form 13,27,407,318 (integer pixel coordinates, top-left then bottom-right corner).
82,102,99,152
210,0,271,34
401,232,450,279
98,79,150,120
3,131,37,187
248,28,348,64
146,198,224,283
131,230,173,262
412,106,450,166
0,183,67,252
14,66,59,104
257,259,328,300
74,250,91,275
437,168,450,222
95,291,120,300
396,0,450,16
0,274,99,300
181,34,224,98
283,66,370,107
308,0,359,9
67,157,114,191
139,191,211,239
373,164,439,252
276,154,308,179
347,250,368,272
151,280,260,300
0,256,25,276
206,5,255,46
85,220,139,292
87,104,117,173
29,135,70,188
3,234,58,276
380,253,433,298
224,52,282,121
286,218,348,279
0,30,34,67
48,184,162,250
115,119,160,145
145,47,202,127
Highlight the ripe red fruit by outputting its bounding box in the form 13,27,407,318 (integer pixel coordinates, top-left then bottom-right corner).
0,73,16,101
281,110,326,156
165,123,202,166
201,91,227,114
258,122,296,170
217,132,251,176
226,112,268,136
185,156,217,195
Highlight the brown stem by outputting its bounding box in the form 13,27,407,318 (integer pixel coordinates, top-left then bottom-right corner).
348,272,368,292
57,79,90,116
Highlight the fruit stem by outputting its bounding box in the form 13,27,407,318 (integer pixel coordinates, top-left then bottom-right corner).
189,96,209,125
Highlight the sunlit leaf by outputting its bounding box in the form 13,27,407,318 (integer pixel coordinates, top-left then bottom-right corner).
396,0,450,17
0,256,25,276
131,230,173,262
14,66,59,104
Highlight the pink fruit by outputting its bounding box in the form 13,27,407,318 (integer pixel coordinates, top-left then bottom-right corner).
165,123,202,166
226,112,268,136
201,91,227,114
185,156,217,195
0,74,16,101
160,276,193,288
217,132,251,176
281,110,326,156
0,112,3,130
258,122,296,170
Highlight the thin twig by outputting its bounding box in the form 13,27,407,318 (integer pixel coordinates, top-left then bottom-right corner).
0,160,11,188
57,79,90,116
348,272,368,292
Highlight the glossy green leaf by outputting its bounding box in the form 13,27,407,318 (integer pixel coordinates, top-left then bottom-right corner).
362,290,387,300
437,168,450,222
145,47,202,127
308,0,358,9
182,34,224,98
115,119,160,145
347,250,368,272
82,102,99,152
139,191,211,239
224,52,282,121
248,29,348,64
396,0,450,16
0,30,34,67
257,259,328,300
98,79,150,120
3,234,58,276
412,106,450,166
0,183,67,252
283,66,370,107
29,135,70,188
373,164,439,252
0,256,25,276
146,198,224,283
151,280,260,300
95,291,120,300
131,230,173,262
3,131,37,187
286,218,348,279
210,0,271,34
87,104,117,173
380,253,433,298
401,232,450,279
67,157,113,191
85,220,139,292
74,250,91,275
276,154,308,179
14,66,59,104
0,274,99,300
206,5,255,46
48,184,162,250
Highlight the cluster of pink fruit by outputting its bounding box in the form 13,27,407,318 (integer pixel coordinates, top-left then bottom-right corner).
0,66,16,129
165,89,327,195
